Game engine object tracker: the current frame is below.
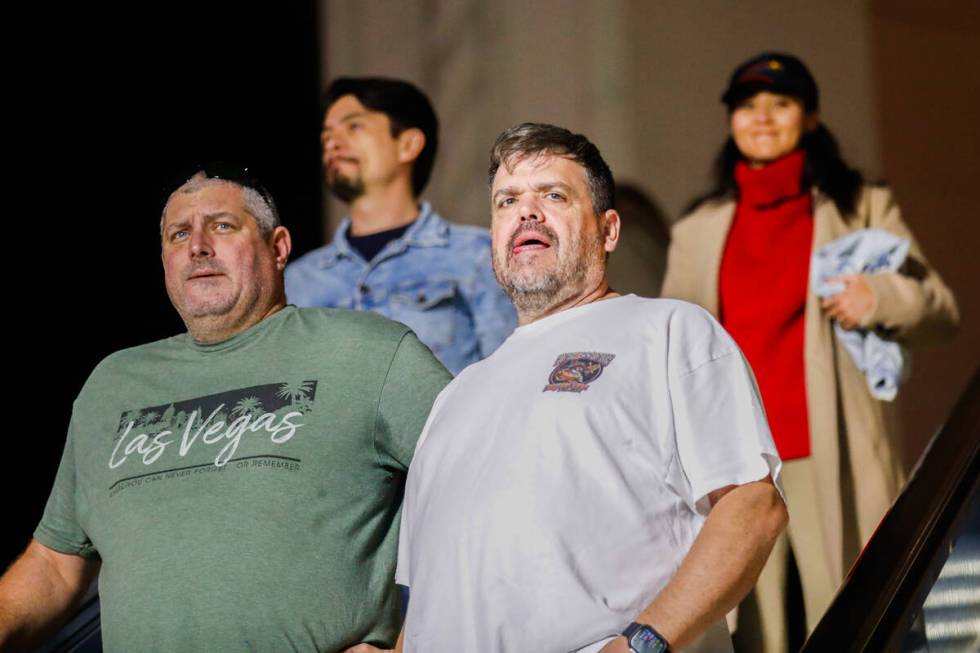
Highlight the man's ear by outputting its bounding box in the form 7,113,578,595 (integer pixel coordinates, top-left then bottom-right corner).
601,209,621,254
271,226,292,270
397,128,426,164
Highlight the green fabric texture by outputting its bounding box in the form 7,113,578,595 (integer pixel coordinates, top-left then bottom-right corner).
35,306,451,652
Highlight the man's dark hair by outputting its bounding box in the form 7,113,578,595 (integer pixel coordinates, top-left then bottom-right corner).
488,123,615,215
323,77,439,197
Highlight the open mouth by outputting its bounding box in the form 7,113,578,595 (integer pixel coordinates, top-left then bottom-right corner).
512,231,553,255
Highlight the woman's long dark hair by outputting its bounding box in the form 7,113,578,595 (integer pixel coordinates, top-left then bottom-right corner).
686,123,864,217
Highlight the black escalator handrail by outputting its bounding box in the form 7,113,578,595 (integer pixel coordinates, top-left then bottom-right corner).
802,367,980,651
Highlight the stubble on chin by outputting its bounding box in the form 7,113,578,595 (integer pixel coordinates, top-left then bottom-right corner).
325,172,365,203
492,230,605,320
175,286,238,321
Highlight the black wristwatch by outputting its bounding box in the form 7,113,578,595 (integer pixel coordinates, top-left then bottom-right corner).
621,622,671,653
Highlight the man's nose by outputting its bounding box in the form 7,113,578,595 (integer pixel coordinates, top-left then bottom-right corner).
322,130,342,154
518,197,543,223
189,230,214,257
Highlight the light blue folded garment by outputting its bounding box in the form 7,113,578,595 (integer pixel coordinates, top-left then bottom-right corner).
811,228,910,401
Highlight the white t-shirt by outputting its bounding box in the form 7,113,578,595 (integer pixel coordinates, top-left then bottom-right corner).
397,295,781,652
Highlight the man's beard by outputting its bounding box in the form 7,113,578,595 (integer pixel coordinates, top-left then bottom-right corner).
326,172,365,203
492,223,603,318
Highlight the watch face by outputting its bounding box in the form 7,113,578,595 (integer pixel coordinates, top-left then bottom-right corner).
629,627,669,653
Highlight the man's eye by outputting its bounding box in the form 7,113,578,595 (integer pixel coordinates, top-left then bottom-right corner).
498,197,516,208
215,222,234,231
170,230,188,242
547,192,565,201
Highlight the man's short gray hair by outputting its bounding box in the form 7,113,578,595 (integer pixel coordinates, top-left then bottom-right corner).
160,172,280,237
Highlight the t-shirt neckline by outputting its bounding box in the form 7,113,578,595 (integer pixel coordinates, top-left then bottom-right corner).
183,305,296,355
510,293,637,339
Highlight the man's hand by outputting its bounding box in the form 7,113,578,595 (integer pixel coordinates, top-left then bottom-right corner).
820,274,874,330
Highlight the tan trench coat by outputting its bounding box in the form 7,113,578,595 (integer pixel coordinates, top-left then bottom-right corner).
661,185,958,583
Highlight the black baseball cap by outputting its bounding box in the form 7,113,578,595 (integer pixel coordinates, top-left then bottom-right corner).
721,52,819,112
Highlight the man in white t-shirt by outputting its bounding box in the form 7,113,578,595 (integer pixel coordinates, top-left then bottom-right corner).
348,123,788,653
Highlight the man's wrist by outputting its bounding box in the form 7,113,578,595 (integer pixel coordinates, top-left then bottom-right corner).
621,621,671,653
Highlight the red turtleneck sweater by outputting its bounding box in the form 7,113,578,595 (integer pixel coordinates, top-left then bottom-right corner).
719,149,812,460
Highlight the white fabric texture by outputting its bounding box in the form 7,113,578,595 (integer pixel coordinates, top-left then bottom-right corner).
397,295,782,652
810,228,910,400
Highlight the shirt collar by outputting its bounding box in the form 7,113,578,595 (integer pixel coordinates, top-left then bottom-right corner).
314,201,449,268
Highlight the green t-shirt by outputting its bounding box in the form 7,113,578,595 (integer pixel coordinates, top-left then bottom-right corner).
35,306,451,652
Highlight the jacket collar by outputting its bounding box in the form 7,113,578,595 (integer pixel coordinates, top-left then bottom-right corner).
313,201,449,268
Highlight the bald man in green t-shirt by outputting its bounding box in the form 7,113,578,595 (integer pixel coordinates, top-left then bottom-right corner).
0,168,450,652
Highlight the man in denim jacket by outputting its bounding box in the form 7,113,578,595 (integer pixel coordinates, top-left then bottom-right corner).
286,77,516,373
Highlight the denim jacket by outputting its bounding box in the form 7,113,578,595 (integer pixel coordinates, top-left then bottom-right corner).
285,202,517,374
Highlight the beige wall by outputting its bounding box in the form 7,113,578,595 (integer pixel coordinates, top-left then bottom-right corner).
319,0,978,460
321,0,880,224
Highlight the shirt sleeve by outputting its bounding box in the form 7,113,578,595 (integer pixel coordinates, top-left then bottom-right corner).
374,331,452,471
664,304,784,516
34,418,100,559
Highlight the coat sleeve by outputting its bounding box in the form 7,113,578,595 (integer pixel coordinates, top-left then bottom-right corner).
858,186,959,347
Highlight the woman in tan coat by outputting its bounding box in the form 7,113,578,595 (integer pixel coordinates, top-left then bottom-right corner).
661,52,958,652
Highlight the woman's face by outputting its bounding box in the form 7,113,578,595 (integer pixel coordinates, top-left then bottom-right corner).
730,91,814,166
